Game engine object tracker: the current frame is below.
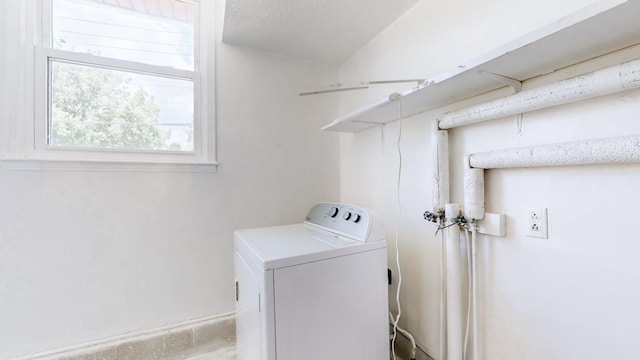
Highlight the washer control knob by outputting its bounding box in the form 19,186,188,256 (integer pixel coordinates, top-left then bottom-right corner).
328,207,339,218
343,211,352,221
352,214,361,223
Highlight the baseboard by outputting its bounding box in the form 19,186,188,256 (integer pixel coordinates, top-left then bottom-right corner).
14,312,236,360
392,329,436,360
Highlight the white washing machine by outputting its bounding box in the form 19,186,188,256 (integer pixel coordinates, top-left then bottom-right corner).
234,202,389,360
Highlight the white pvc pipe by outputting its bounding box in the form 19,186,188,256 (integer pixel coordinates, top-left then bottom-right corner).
439,228,447,360
469,134,640,169
439,58,640,129
471,224,479,360
432,119,450,211
463,228,472,360
445,203,463,360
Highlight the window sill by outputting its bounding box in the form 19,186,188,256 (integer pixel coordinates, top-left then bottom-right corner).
0,157,219,173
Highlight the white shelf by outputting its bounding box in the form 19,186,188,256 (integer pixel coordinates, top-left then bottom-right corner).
322,0,640,132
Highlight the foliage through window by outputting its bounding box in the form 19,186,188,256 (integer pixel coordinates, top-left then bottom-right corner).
40,0,211,158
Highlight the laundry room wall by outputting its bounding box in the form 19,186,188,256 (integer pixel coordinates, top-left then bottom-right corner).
0,1,340,358
337,0,640,359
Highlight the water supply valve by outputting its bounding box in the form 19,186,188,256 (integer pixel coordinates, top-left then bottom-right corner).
423,209,444,223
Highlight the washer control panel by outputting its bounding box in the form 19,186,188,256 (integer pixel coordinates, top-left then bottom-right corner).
305,202,382,242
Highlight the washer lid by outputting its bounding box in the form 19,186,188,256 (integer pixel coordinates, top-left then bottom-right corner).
234,223,386,271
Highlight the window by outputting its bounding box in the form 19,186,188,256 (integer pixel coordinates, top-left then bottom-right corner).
31,0,215,167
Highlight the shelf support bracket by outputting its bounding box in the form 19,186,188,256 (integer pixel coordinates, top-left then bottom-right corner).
388,92,401,101
478,70,522,94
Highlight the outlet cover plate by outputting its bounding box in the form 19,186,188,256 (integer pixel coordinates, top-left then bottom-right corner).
525,207,548,239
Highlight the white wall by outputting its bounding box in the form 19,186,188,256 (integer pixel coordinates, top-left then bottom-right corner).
0,2,340,358
338,1,640,359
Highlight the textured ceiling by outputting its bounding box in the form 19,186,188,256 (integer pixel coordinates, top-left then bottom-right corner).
222,0,421,65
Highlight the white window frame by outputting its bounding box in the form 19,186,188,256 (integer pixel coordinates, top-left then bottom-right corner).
18,0,217,171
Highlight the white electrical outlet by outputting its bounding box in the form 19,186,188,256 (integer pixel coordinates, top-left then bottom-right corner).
525,207,548,239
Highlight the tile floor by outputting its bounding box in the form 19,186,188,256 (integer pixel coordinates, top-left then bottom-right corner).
186,346,236,360
187,348,414,360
